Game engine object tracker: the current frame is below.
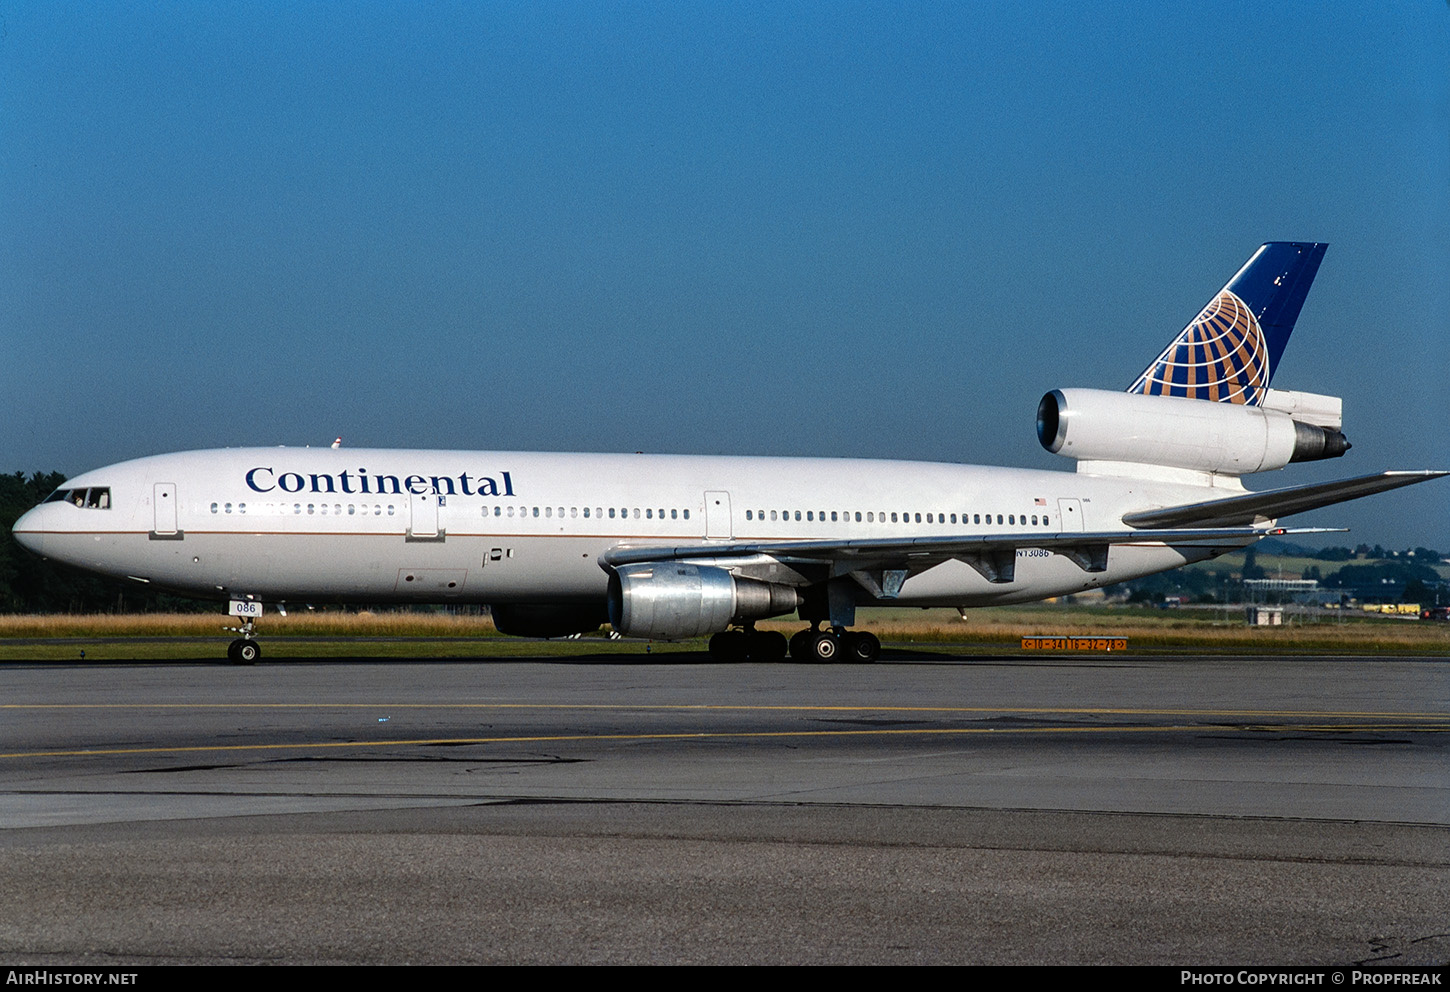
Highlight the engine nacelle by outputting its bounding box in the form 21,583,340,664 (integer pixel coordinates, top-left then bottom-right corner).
490,603,607,638
1037,388,1349,475
607,562,801,639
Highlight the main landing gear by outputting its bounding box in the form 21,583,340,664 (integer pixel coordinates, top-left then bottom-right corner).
788,623,881,663
707,623,880,663
708,626,788,663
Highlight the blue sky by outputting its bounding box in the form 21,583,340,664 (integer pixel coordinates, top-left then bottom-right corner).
2,1,1446,548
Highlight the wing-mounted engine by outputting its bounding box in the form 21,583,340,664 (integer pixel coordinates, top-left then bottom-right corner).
1037,388,1349,476
607,562,801,639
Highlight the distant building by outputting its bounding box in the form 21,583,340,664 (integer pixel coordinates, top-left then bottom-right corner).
1243,579,1320,594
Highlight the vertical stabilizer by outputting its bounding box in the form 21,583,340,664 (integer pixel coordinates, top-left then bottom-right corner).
1127,242,1327,405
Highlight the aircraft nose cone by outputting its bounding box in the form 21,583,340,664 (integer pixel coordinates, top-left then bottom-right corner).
11,508,46,557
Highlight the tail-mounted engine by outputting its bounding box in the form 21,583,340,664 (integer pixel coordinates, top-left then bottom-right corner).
1037,388,1349,475
607,562,801,640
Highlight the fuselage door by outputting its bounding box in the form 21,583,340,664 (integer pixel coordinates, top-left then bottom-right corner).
705,491,732,540
153,483,178,535
1057,497,1085,532
410,492,440,539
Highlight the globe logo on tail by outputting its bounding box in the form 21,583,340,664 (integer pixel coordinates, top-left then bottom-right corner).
1128,290,1269,405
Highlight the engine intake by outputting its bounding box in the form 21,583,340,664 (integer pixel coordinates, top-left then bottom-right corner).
607,562,801,640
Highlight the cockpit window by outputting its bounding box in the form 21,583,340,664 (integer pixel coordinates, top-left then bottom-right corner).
43,487,111,509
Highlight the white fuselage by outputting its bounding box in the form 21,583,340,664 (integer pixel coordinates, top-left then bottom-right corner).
11,447,1240,610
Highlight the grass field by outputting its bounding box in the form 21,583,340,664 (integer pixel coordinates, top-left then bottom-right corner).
1182,549,1450,582
1,605,1446,660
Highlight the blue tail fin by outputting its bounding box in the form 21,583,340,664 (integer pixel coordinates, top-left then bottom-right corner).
1127,242,1327,405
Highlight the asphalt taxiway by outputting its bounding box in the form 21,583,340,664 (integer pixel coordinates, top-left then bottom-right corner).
0,651,1446,964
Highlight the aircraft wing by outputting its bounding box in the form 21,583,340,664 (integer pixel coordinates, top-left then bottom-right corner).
600,470,1446,590
1120,471,1448,529
600,526,1267,588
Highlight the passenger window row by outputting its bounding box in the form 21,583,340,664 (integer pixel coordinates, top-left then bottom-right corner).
480,506,691,521
744,509,1051,527
199,500,1051,528
209,502,397,516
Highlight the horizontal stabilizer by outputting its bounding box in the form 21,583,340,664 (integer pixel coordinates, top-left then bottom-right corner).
1121,471,1448,529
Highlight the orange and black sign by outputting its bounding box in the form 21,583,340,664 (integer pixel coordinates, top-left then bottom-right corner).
1021,636,1128,652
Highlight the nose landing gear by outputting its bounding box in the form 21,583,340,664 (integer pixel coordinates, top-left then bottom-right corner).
223,598,265,665
226,635,260,665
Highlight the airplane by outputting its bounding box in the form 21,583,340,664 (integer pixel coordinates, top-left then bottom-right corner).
11,242,1445,664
